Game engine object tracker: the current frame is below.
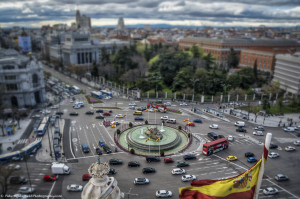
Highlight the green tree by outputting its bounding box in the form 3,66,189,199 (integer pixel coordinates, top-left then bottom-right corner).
91,63,99,79
136,78,151,91
203,53,215,70
190,45,203,59
253,59,258,80
100,47,110,65
172,66,194,91
227,48,239,68
262,98,270,111
0,165,16,198
277,97,284,111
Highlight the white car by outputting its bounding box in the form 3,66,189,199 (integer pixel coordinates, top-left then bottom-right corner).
115,114,124,118
156,190,173,198
171,168,186,175
67,184,83,192
105,96,112,99
180,103,188,106
182,174,196,182
254,126,264,131
70,99,74,103
294,140,300,146
268,152,279,158
285,146,296,152
228,135,234,141
161,116,169,120
8,164,21,170
263,187,278,195
50,105,59,109
209,124,218,129
164,102,172,106
283,127,295,132
18,186,35,194
253,131,264,136
134,178,150,185
41,109,51,115
129,102,136,106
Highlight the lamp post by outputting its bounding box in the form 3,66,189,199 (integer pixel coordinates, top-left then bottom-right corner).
190,78,199,112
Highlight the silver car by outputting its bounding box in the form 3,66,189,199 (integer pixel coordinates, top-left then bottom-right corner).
18,187,35,194
156,190,172,198
134,178,150,185
67,184,83,192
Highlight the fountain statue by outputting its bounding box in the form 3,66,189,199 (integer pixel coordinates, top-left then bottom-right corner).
144,126,163,140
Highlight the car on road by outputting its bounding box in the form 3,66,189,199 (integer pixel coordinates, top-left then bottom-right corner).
209,124,218,129
156,190,173,198
268,152,279,158
186,122,195,126
18,186,35,194
40,109,51,115
134,178,150,185
137,107,147,111
275,174,289,181
56,111,64,115
108,168,117,175
8,164,21,170
31,114,41,119
270,143,278,149
50,105,59,109
236,127,246,132
182,174,196,182
177,161,189,167
247,157,258,163
226,156,237,161
193,119,202,123
10,176,27,184
95,114,104,119
95,109,103,113
142,167,156,174
133,111,143,115
161,116,169,120
284,127,295,132
254,126,265,131
85,111,94,115
69,112,78,116
115,114,125,118
171,168,186,175
82,174,92,181
263,187,278,195
95,148,102,155
99,140,104,146
164,102,172,106
109,159,123,165
164,157,174,163
146,156,160,162
128,161,140,167
129,102,137,106
103,145,112,154
245,152,254,157
103,112,111,116
183,154,196,160
134,117,144,121
234,121,245,127
43,175,57,182
253,131,264,136
285,146,296,152
180,103,188,106
67,184,83,192
228,135,234,141
294,140,300,146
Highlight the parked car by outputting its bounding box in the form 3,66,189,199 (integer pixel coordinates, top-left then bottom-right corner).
247,157,258,163
82,174,92,181
69,112,78,116
209,124,218,129
226,156,237,161
186,122,195,126
95,115,104,119
263,187,278,195
95,148,102,155
67,184,83,192
103,112,111,116
180,103,188,106
236,127,246,132
128,161,140,167
18,186,35,194
134,178,150,185
228,135,234,141
284,127,295,132
254,126,265,131
193,119,202,123
245,152,254,157
177,161,189,167
95,109,103,113
129,102,137,106
161,116,169,120
109,159,123,165
182,174,196,182
253,131,264,136
85,111,94,115
285,146,296,152
156,190,173,198
274,174,289,181
164,157,174,163
142,167,156,174
268,152,280,158
183,154,196,160
115,114,124,118
134,117,144,121
294,140,300,146
43,175,57,182
171,168,186,175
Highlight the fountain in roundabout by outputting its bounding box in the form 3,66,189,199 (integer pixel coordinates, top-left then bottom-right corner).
117,124,190,155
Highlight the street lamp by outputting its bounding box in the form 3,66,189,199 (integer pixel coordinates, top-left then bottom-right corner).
190,78,199,102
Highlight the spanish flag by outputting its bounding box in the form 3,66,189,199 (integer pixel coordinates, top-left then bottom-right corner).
155,137,160,142
184,118,189,122
146,137,150,142
179,158,262,199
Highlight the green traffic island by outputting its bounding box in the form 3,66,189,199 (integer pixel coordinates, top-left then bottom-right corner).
166,108,182,114
85,95,103,104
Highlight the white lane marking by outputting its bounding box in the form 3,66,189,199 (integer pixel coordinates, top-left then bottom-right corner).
47,181,56,199
69,127,75,158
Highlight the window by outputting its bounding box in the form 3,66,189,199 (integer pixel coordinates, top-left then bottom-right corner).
3,65,15,70
6,84,18,91
5,76,16,80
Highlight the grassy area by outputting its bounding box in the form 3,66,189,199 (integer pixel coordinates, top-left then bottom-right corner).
85,95,102,104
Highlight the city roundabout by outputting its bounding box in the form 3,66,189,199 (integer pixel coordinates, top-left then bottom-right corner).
115,124,191,156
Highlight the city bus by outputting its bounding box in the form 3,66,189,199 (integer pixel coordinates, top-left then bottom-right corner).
202,138,229,156
71,85,81,94
21,139,42,156
0,150,22,164
36,123,47,136
41,117,49,125
91,91,103,99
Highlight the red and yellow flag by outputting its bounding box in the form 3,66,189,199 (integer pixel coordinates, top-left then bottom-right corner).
179,158,262,199
184,118,189,122
145,137,150,142
155,137,160,142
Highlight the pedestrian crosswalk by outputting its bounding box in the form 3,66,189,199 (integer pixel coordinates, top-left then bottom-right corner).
194,133,257,146
17,137,43,145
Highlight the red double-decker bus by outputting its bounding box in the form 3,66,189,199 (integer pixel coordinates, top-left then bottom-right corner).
202,138,229,156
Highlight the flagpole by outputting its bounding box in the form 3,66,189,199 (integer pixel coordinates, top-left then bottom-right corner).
254,132,272,199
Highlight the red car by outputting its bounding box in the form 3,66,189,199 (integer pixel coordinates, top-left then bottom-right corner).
103,112,111,116
164,157,174,163
43,175,57,182
82,174,92,181
186,122,195,126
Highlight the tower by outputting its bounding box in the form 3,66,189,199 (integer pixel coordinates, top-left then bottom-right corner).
117,17,125,32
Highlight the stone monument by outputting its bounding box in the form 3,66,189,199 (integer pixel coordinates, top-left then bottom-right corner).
81,157,124,199
144,126,163,140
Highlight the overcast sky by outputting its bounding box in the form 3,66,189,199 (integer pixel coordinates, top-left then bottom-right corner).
0,0,299,28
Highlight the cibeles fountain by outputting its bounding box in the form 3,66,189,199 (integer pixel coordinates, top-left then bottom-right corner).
81,157,124,199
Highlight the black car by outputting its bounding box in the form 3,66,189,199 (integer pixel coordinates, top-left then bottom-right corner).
134,117,144,121
85,111,94,115
96,148,102,155
142,167,156,174
103,145,112,154
137,107,147,111
109,159,123,165
218,135,225,139
69,112,78,116
177,161,189,167
183,154,197,160
96,114,104,119
245,152,254,157
128,161,140,167
95,109,103,113
270,144,278,149
236,127,246,132
146,156,161,162
56,111,64,115
108,168,116,175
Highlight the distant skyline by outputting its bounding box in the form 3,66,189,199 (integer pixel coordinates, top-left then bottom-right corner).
0,0,300,28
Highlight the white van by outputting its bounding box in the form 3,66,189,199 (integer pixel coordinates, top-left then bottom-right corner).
234,121,245,127
284,127,295,132
166,119,176,124
73,101,84,108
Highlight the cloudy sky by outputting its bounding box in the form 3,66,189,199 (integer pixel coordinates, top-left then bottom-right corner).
0,0,299,28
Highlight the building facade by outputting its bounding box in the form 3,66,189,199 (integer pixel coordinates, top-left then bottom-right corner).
76,10,91,30
272,53,300,96
0,48,46,108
